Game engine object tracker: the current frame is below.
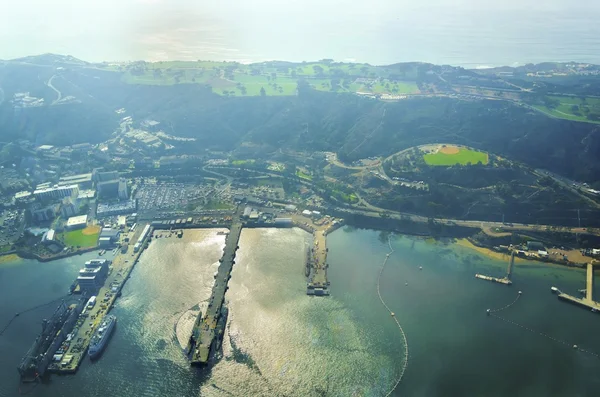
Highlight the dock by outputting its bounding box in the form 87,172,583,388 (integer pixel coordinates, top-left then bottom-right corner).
47,224,152,374
586,262,594,301
475,250,514,286
554,260,599,313
189,213,243,365
475,274,512,285
291,214,342,296
307,228,329,296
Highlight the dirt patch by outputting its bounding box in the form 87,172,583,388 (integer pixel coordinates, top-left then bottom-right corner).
439,145,460,155
82,225,101,236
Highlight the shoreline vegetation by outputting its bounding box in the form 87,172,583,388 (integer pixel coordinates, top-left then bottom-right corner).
0,253,21,267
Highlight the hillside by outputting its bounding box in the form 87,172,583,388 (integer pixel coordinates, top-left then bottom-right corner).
0,55,599,184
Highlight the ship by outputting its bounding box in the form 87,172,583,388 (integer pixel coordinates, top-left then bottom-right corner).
88,315,116,360
18,299,85,382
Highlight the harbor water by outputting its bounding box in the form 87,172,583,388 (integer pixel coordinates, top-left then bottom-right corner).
1,227,599,396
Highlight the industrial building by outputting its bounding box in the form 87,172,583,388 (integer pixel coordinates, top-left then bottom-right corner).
41,229,55,243
97,180,120,198
58,173,93,189
33,185,79,201
274,218,293,227
96,200,137,217
65,215,88,230
60,197,78,218
31,204,59,222
118,179,128,199
77,259,110,293
99,227,120,245
14,191,32,202
93,169,119,183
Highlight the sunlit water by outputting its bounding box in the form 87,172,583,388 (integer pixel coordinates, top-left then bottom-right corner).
1,227,599,397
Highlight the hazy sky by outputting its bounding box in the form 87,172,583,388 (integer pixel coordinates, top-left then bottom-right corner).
2,0,600,65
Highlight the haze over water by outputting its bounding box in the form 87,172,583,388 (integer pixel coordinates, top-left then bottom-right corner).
2,0,600,67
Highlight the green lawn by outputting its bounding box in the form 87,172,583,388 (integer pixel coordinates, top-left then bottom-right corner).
533,96,600,124
424,148,489,166
296,170,313,180
231,159,255,166
60,229,99,248
117,60,421,97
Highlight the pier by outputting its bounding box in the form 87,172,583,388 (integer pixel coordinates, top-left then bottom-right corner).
49,224,152,374
554,260,599,313
189,213,243,365
292,214,342,296
475,250,514,286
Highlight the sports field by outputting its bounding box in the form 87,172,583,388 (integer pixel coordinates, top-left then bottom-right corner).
60,225,100,248
423,146,489,166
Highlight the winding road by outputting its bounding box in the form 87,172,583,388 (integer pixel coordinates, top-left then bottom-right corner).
47,75,61,105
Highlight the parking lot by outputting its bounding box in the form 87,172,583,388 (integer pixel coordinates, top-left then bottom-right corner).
135,182,215,211
0,209,24,247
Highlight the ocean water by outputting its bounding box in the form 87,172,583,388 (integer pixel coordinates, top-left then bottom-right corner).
0,227,599,396
2,0,600,66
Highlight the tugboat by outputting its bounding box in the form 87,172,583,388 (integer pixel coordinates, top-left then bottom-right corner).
89,315,116,360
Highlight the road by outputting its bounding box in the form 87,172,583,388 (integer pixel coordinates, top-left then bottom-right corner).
533,169,600,209
201,162,600,236
47,75,62,105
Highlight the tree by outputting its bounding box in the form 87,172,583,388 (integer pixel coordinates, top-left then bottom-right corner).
260,87,266,97
313,65,325,78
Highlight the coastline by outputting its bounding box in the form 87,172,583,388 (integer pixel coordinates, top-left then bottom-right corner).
455,238,517,262
0,253,21,267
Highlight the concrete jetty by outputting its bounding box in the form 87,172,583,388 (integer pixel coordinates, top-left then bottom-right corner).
48,224,152,374
554,260,599,313
475,273,512,285
307,228,329,296
586,262,594,301
190,213,243,365
292,214,342,296
475,250,515,286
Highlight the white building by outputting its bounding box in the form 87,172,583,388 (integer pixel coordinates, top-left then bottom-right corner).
34,185,79,201
66,214,88,230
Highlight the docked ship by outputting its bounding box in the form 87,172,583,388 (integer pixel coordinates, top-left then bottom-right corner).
88,315,116,360
18,299,85,382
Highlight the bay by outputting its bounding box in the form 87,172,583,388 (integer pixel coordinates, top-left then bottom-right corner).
0,227,599,396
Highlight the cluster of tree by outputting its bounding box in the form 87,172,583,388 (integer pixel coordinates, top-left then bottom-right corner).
2,60,600,185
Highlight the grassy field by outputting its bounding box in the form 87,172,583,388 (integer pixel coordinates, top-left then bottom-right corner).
114,59,421,97
255,178,283,187
296,169,313,180
533,95,600,124
424,148,489,166
60,226,100,248
231,159,256,166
